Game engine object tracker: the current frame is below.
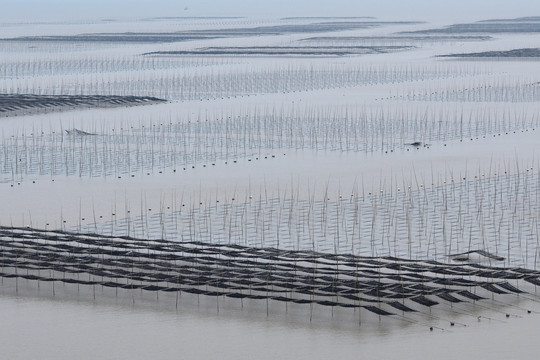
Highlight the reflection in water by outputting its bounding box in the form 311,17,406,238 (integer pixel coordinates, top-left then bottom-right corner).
1,280,539,360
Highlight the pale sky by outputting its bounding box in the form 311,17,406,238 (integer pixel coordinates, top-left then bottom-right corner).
2,0,540,23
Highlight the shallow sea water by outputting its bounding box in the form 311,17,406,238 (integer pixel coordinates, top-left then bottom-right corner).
3,15,540,360
1,282,539,360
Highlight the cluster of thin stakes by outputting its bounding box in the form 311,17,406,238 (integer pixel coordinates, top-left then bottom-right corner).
1,104,537,181
0,63,481,101
1,226,539,324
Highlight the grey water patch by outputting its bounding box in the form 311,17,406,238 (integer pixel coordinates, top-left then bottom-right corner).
402,16,540,34
281,17,376,20
144,45,414,57
301,35,492,42
439,48,540,58
478,16,540,23
1,21,423,44
141,16,245,21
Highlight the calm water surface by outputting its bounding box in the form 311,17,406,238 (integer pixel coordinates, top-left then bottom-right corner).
1,286,539,360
